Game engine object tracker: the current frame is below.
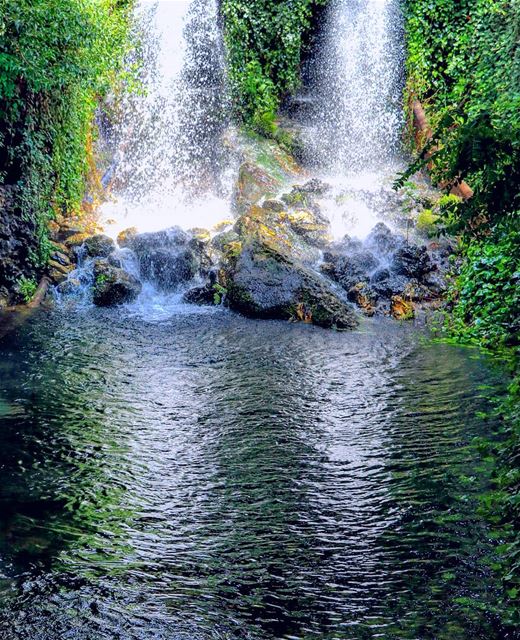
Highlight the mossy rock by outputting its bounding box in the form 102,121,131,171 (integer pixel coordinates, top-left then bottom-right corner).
222,238,358,330
92,259,142,307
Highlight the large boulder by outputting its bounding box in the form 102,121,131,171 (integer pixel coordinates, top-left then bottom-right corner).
92,259,142,307
222,239,358,330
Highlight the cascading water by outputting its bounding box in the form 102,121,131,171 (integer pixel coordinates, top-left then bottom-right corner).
99,0,234,238
292,0,405,239
55,0,236,316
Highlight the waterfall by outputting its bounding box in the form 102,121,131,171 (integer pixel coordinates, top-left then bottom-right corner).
293,0,405,238
308,0,404,173
99,0,233,238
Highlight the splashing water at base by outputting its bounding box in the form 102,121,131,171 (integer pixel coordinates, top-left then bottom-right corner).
98,0,235,239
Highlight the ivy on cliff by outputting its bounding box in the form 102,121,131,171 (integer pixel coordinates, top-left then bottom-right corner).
402,0,519,348
0,0,134,270
403,0,519,626
402,0,519,232
221,0,326,135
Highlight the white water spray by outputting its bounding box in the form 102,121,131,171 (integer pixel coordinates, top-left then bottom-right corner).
297,0,405,239
99,0,234,239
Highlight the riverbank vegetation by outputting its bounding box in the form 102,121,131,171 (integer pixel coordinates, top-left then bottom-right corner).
403,0,519,627
0,0,134,300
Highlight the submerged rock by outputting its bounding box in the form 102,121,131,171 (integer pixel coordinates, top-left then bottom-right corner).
92,260,142,307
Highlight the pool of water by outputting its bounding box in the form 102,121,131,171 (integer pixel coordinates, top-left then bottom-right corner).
0,305,508,639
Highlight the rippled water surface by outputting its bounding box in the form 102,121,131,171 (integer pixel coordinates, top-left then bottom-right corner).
0,306,507,639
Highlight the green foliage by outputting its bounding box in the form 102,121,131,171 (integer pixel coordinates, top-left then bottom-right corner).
0,0,134,270
213,283,227,306
221,0,326,135
403,2,520,623
447,226,520,350
402,0,519,232
16,276,37,303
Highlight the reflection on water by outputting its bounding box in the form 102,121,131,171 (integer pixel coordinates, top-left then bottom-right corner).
0,308,507,639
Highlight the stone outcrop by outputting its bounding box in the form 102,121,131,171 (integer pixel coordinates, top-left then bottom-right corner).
222,238,358,330
92,259,142,307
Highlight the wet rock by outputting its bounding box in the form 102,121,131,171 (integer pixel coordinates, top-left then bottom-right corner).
189,228,211,244
117,227,138,248
212,219,234,233
92,259,142,307
55,222,85,243
390,295,415,320
140,248,199,291
370,268,409,298
125,227,200,291
236,162,279,213
0,186,40,303
298,178,331,195
423,270,448,296
129,227,190,254
64,233,91,251
48,260,75,284
286,210,330,247
234,205,321,265
183,283,217,306
211,230,240,254
347,282,376,316
222,239,358,330
83,234,115,258
326,250,380,290
365,222,403,256
262,199,286,212
49,247,72,268
391,244,434,279
281,187,312,210
56,278,81,296
401,280,435,302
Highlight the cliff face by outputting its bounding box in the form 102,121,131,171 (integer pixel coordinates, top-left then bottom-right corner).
0,187,40,308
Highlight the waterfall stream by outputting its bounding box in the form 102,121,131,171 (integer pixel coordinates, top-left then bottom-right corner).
99,0,234,238
291,0,406,239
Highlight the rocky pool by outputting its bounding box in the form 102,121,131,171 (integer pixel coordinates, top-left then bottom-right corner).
0,304,508,639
